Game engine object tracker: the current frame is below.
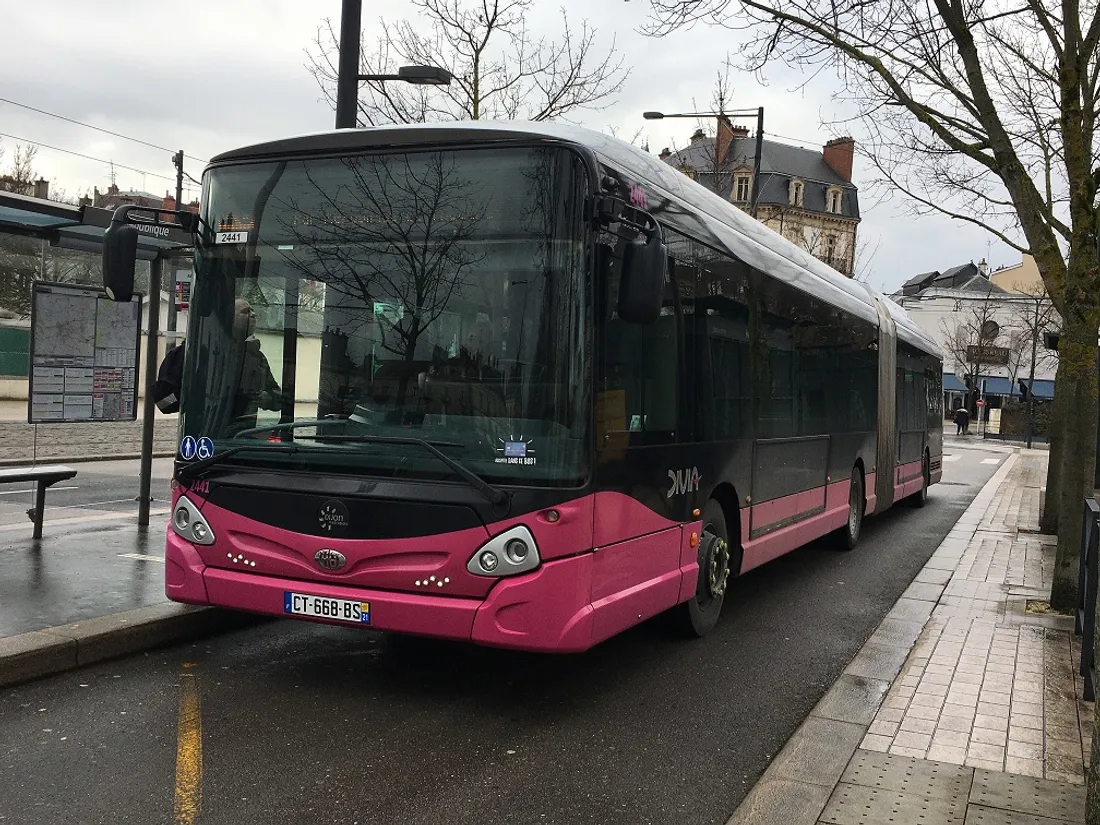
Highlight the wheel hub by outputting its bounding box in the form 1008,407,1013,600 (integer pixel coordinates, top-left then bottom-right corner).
703,535,731,599
849,482,861,534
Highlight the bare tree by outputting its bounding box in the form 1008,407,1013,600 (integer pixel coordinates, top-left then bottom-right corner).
307,0,629,125
643,0,1100,620
0,144,38,195
849,233,880,284
1008,284,1061,453
1004,330,1029,389
938,288,1005,415
273,151,488,413
1009,284,1061,382
0,146,87,316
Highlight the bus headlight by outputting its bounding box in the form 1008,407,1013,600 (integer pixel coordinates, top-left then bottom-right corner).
468,525,540,577
172,495,216,546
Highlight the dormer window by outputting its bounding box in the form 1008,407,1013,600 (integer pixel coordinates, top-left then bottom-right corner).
789,179,804,207
827,188,843,214
734,173,752,202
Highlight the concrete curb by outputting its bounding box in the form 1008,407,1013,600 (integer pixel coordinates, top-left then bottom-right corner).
0,604,264,689
725,452,1022,825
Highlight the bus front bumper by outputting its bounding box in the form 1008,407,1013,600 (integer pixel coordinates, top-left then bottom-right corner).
165,532,598,652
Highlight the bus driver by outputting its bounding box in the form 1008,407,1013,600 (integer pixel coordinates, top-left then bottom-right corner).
230,298,281,430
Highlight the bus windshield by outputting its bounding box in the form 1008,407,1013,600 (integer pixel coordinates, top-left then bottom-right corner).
181,146,590,486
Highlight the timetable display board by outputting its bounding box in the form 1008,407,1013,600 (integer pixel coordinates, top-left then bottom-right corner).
28,282,141,423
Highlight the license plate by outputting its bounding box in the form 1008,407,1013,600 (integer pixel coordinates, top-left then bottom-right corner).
283,592,370,624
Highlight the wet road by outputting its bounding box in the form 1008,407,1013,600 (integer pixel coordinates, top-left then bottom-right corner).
0,444,1008,825
0,459,174,528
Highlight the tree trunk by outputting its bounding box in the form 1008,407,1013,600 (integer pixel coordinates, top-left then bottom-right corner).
1042,357,1068,534
1049,312,1098,611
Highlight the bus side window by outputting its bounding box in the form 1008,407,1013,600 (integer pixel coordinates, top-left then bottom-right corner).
692,257,753,441
599,231,678,446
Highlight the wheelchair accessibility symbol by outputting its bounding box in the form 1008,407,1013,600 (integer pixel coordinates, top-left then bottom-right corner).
197,437,214,460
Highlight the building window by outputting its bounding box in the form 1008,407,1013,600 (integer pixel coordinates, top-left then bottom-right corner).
824,234,837,263
735,174,751,202
827,189,843,214
789,179,804,207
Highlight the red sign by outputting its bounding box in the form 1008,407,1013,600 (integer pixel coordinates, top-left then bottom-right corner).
976,400,985,406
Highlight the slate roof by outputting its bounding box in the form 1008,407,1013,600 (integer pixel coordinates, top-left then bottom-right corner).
663,135,860,219
900,262,1009,297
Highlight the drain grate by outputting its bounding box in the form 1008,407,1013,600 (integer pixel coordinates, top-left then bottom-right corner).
969,770,1085,821
841,750,974,801
819,783,967,824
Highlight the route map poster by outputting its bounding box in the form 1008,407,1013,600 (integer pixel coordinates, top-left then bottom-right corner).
28,282,142,424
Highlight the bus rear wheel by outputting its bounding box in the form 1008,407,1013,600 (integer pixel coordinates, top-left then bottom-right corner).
909,453,930,508
834,468,864,551
673,499,731,638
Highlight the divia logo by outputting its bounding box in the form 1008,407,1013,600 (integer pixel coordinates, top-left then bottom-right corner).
318,500,350,533
629,183,648,209
667,467,701,498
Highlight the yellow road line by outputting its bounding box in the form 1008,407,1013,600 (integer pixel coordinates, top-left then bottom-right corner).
173,664,203,825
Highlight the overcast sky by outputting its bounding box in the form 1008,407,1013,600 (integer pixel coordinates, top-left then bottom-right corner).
0,0,1017,293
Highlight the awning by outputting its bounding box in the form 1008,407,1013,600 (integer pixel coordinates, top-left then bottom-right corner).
943,374,967,393
942,373,1054,399
981,376,1055,399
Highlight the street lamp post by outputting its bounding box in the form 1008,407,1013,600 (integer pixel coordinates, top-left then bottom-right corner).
643,107,765,216
334,0,453,129
335,0,363,129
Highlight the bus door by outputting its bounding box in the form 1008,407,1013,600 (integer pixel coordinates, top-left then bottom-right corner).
592,227,690,628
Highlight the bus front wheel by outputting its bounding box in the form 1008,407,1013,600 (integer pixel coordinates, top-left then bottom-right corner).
674,499,731,638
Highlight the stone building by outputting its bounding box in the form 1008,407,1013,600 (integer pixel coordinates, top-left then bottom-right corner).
659,116,860,276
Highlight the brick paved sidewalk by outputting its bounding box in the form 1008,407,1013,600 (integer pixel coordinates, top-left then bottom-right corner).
730,450,1091,825
859,453,1091,784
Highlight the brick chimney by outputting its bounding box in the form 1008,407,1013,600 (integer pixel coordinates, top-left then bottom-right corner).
163,191,177,211
690,128,706,143
715,116,733,165
34,178,49,200
659,147,671,160
823,137,855,182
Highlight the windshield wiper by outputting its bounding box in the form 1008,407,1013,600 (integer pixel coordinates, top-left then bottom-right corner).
177,420,341,481
177,443,306,481
177,424,508,506
309,434,508,506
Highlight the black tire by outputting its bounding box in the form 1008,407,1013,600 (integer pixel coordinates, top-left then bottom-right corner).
834,468,864,551
909,453,930,508
673,499,733,638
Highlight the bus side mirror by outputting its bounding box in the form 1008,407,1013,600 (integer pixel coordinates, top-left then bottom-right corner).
103,223,138,302
618,229,667,324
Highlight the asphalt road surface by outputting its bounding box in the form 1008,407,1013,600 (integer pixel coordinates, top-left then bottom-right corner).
0,459,174,528
0,444,1008,825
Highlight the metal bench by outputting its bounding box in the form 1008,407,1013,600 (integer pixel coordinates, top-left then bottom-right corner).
0,465,78,539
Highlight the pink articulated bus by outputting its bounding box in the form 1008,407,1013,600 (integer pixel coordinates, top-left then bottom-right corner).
101,122,942,652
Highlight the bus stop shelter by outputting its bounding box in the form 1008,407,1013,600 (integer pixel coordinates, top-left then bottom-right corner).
0,189,191,525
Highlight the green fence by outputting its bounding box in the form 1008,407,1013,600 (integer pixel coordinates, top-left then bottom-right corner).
0,326,29,378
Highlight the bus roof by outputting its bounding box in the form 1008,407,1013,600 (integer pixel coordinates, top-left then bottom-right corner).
210,121,939,357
